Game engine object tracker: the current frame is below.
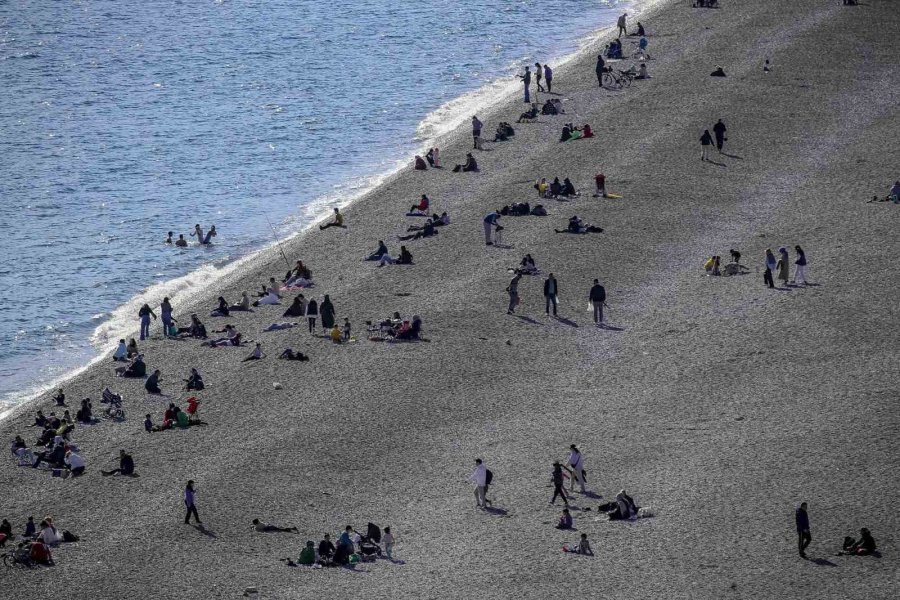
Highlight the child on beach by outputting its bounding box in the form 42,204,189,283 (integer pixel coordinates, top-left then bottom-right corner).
382,527,395,559
342,318,351,342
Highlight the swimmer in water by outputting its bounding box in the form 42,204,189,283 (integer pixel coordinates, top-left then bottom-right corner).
165,231,174,244
175,234,188,247
202,225,217,245
190,224,204,241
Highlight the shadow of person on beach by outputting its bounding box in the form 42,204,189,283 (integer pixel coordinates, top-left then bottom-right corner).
705,159,727,167
191,523,217,539
597,324,625,332
483,506,509,516
553,316,579,328
810,557,838,567
721,152,743,159
514,315,542,326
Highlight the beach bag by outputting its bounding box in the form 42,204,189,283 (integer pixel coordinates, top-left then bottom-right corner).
62,530,79,543
485,469,494,485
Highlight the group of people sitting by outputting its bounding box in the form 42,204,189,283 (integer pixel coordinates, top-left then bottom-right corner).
145,398,203,432
367,313,423,341
451,153,479,173
13,428,85,477
283,260,314,288
542,99,565,116
555,215,603,234
598,490,640,520
499,202,547,217
605,39,625,59
413,147,442,170
560,124,593,142
289,523,394,567
492,122,516,142
201,324,245,347
704,250,748,277
535,177,579,198
0,516,71,565
693,0,719,7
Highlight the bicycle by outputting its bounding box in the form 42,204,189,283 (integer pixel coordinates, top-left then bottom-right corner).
617,69,635,87
602,69,626,89
3,547,33,568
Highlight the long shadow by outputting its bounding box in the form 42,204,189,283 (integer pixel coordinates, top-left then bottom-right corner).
484,506,509,516
705,159,727,168
721,152,743,159
811,557,838,567
191,524,217,539
553,316,579,328
514,315,542,325
599,324,625,332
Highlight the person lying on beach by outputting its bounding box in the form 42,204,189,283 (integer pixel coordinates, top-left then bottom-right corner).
113,339,128,361
145,369,162,394
452,153,478,173
555,216,603,234
283,295,307,317
366,241,389,261
230,292,252,311
203,332,244,347
253,288,281,306
531,204,547,216
210,296,230,317
414,155,427,170
252,519,298,533
378,246,413,266
263,322,298,332
278,348,309,361
101,450,135,477
242,343,264,361
518,103,539,122
409,195,429,214
398,220,438,241
184,368,204,391
407,212,449,230
556,508,574,530
500,203,530,216
319,207,346,230
116,354,147,377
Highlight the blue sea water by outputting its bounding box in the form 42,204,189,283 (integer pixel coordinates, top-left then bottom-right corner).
0,0,631,408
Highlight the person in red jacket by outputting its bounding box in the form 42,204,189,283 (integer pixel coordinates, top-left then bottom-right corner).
594,172,606,197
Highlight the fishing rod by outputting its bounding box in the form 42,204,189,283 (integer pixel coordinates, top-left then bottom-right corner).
265,215,292,270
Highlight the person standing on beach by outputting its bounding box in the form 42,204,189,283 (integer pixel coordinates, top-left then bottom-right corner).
713,119,727,153
138,303,157,341
161,297,174,338
535,62,545,92
305,298,319,334
792,246,808,284
589,279,606,326
796,502,811,558
617,13,628,37
483,211,501,245
776,247,790,287
567,444,586,493
471,116,483,150
519,66,531,103
184,480,201,524
594,172,606,197
544,273,559,316
319,294,336,333
700,130,713,161
507,271,523,315
595,54,606,88
468,458,488,509
764,249,776,289
544,64,553,92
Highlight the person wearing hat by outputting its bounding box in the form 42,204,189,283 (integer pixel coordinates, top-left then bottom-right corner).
566,444,586,493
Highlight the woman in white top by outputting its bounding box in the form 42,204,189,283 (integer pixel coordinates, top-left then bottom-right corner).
112,339,128,361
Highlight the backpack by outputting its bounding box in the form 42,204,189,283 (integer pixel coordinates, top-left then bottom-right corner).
62,530,79,543
485,469,494,485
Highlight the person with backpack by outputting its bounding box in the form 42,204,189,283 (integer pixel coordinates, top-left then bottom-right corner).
589,279,607,326
468,458,489,509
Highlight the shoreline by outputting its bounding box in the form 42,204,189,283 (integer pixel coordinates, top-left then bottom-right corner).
1,0,651,421
3,0,898,598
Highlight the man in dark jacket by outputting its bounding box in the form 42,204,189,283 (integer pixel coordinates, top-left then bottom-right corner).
796,502,811,558
102,450,135,476
713,119,727,152
589,279,606,325
544,274,559,316
519,66,531,103
596,55,606,87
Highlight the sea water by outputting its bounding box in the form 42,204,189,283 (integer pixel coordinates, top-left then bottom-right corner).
0,0,633,409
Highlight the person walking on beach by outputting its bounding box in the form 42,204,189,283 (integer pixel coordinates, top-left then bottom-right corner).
507,271,523,315
792,245,808,285
700,129,714,161
305,298,319,333
764,249,776,289
184,480,201,524
483,210,501,245
589,279,606,326
776,247,790,287
567,444,586,493
595,54,607,88
535,62,545,92
468,458,488,509
713,119,727,153
617,12,628,37
138,303,157,341
796,502,811,558
551,461,569,506
544,64,553,92
471,116,483,150
544,273,559,316
519,66,531,103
